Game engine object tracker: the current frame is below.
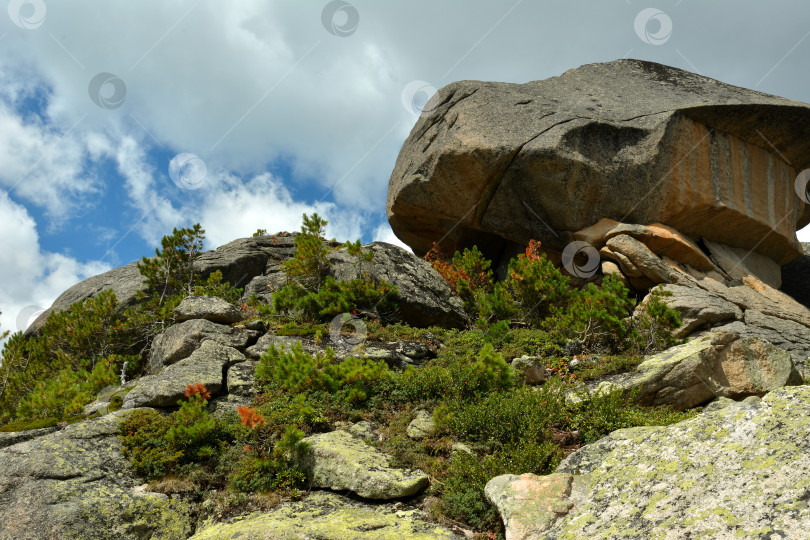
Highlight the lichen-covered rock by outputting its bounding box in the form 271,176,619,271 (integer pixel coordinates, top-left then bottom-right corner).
605,333,797,410
704,238,782,289
545,386,810,538
300,429,429,499
406,410,435,440
124,341,244,408
0,426,58,450
174,295,243,324
148,318,253,373
190,490,461,539
511,355,548,385
485,473,574,540
226,360,257,397
0,411,192,539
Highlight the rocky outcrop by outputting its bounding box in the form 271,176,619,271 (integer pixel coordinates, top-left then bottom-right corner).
299,428,429,499
532,386,810,538
0,411,192,539
148,318,253,374
592,332,798,410
31,233,465,335
327,242,467,328
25,261,147,335
124,341,244,408
387,59,810,266
174,295,243,324
190,490,461,539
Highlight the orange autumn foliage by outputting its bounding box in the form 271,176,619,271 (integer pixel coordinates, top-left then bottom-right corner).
184,383,211,401
237,406,266,428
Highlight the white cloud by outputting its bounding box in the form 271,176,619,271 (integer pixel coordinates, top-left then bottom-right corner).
196,172,364,248
372,222,412,252
0,192,110,337
0,99,100,224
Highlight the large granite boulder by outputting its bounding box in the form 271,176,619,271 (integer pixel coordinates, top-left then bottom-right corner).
387,59,810,267
529,386,810,538
0,412,192,539
25,261,146,335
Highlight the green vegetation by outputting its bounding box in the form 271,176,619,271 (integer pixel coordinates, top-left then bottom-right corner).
0,224,244,426
1,219,693,537
272,213,398,323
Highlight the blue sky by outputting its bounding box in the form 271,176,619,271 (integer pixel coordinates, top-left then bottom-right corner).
1,0,809,334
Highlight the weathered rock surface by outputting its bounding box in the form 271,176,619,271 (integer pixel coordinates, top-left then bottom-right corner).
0,412,192,539
598,332,798,410
300,429,429,499
0,427,58,450
190,490,461,539
511,355,548,385
406,410,435,440
326,242,467,328
25,261,146,335
148,318,253,373
485,473,573,540
226,360,257,397
647,283,742,337
174,295,243,324
704,238,782,289
387,59,810,265
124,341,244,408
543,386,810,538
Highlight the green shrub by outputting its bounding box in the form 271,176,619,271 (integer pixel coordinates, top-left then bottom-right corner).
228,426,308,492
0,291,139,425
567,385,694,444
120,387,235,480
137,223,206,304
255,343,392,405
393,340,513,404
273,213,398,323
628,285,683,354
440,439,560,532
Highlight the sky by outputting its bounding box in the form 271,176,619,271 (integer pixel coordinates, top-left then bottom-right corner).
0,0,809,335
